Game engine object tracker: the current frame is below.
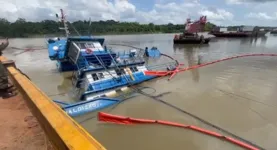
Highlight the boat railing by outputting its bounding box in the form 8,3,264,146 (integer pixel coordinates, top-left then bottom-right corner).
116,49,145,64
72,48,146,88
106,49,136,87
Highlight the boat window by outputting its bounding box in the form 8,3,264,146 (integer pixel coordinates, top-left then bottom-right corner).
76,42,96,49
97,73,104,79
85,43,95,48
115,69,121,76
91,73,99,81
76,43,86,49
93,42,103,49
133,67,138,72
130,67,135,73
115,69,123,76
120,68,126,74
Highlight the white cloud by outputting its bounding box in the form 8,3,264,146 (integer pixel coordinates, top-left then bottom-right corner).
226,0,277,4
246,12,277,20
226,0,243,4
136,1,234,25
0,0,136,22
0,0,234,25
199,9,234,21
135,1,203,24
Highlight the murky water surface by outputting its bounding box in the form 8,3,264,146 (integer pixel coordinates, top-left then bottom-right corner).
4,33,277,150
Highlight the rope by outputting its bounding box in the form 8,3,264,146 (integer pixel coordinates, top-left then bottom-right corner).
77,52,276,150
132,53,277,149
180,53,277,72
107,43,144,50
69,22,81,36
10,47,46,56
77,51,267,149
74,45,271,149
148,53,277,80
129,87,265,150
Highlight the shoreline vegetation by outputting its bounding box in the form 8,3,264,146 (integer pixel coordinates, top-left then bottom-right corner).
0,18,216,38
27,32,171,38
1,18,275,38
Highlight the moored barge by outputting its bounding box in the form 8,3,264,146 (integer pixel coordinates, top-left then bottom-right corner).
209,26,267,38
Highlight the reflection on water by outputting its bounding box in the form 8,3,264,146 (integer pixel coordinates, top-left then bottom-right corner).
173,44,201,82
240,36,268,46
4,34,277,150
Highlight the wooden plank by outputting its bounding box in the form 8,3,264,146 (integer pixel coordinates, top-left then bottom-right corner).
0,56,106,150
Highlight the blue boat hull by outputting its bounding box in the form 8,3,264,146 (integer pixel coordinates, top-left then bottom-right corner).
61,98,120,117
54,72,156,117
56,61,78,72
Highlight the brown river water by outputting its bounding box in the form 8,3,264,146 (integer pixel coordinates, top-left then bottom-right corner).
3,33,277,150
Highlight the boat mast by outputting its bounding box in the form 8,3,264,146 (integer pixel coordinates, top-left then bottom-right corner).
56,9,70,37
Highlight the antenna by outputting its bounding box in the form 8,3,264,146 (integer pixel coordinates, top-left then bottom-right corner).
87,17,92,36
56,9,70,37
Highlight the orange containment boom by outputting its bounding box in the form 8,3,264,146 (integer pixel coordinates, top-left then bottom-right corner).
144,53,277,81
144,64,186,80
98,112,260,150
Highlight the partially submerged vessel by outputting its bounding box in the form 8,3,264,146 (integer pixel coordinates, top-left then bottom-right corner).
47,9,176,117
209,26,267,38
173,16,211,44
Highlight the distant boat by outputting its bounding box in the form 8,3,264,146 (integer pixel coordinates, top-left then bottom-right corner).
173,16,211,44
174,33,211,44
209,26,267,38
270,29,277,34
0,38,9,53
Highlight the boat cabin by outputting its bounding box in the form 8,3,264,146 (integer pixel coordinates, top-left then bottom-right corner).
65,37,117,69
80,65,152,100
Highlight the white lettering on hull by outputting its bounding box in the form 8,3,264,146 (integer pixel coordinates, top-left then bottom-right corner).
66,101,102,115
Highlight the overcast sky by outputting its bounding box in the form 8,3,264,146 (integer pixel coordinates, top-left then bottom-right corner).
1,0,277,26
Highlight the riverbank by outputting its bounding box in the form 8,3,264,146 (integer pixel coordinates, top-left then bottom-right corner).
0,95,53,150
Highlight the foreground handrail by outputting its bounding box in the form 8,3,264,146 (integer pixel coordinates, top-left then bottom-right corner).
0,56,106,150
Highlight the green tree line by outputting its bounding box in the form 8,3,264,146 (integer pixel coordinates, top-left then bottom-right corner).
0,18,216,38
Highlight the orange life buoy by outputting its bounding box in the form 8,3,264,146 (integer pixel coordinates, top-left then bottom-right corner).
85,48,93,54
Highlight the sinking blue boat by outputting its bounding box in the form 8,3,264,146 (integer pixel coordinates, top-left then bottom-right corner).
54,98,119,117
48,9,176,117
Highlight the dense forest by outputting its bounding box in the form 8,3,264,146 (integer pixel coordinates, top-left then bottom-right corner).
0,18,216,38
